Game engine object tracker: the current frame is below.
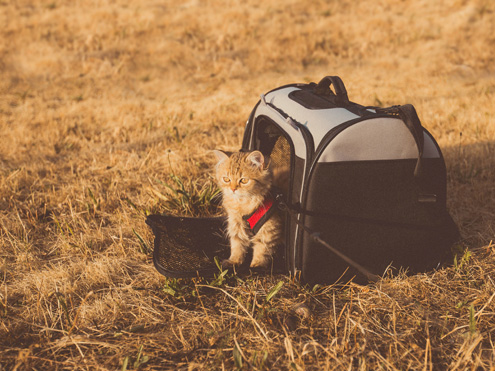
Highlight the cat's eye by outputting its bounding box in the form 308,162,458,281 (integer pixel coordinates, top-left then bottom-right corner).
222,177,231,183
239,178,249,184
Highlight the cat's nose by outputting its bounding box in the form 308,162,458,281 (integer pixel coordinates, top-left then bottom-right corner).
231,187,237,193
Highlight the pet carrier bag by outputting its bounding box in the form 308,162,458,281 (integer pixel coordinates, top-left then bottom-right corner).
147,75,459,284
241,75,459,284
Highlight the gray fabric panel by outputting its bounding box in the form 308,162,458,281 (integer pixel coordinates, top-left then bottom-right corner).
254,104,307,159
318,117,440,163
265,87,359,148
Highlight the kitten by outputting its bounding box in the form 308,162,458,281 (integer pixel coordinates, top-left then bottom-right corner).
213,150,282,269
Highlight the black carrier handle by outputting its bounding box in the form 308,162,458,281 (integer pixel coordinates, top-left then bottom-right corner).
315,76,349,104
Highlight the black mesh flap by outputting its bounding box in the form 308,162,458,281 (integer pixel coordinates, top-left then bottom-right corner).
146,214,229,278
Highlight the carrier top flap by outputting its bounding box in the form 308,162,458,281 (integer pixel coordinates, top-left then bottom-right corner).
262,86,359,148
253,99,308,159
259,86,442,164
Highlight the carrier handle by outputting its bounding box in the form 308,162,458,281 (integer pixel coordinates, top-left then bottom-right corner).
315,76,349,104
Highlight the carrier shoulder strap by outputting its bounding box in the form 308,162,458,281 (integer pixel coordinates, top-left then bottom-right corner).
375,104,425,177
398,104,424,177
243,196,277,235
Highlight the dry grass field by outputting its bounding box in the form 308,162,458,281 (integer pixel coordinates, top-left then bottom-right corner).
1,0,495,369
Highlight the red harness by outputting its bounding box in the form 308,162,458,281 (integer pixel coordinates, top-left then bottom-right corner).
243,196,277,235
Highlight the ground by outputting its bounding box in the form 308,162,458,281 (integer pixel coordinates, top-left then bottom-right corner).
1,0,494,369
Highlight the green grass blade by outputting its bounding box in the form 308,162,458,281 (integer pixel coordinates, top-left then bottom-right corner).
266,281,284,302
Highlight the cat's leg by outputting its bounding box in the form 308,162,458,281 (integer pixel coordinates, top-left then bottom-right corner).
225,236,248,266
223,217,250,268
250,216,282,268
250,241,274,268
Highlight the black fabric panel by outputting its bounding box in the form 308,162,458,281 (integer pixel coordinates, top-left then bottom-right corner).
299,158,458,285
289,89,338,109
287,85,375,116
306,158,447,226
300,213,458,285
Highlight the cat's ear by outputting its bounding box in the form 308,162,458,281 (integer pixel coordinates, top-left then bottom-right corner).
246,150,265,169
212,150,229,163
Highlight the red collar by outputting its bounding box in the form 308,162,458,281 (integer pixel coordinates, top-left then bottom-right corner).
243,196,276,235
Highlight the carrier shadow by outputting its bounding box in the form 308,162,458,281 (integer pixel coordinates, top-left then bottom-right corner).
442,140,495,248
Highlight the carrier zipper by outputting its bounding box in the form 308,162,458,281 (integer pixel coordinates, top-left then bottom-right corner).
263,99,316,166
292,114,391,271
261,99,316,275
250,100,315,275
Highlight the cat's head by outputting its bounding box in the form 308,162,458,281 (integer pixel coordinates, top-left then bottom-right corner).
213,150,271,199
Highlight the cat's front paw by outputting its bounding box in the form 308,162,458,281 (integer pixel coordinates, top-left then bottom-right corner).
249,256,271,269
221,259,242,269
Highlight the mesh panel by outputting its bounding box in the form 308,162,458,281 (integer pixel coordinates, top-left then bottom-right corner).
252,118,293,271
270,136,291,196
146,214,229,278
255,118,292,197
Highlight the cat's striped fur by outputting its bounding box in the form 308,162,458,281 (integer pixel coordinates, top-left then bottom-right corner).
213,150,282,268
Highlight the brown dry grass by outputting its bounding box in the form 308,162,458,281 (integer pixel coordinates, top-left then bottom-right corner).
1,0,495,369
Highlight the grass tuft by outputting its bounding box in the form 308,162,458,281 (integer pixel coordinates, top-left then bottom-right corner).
154,174,221,217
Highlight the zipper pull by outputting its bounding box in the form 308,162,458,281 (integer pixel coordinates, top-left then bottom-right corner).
286,117,299,131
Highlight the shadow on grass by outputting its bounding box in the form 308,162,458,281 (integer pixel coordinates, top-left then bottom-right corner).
443,141,495,248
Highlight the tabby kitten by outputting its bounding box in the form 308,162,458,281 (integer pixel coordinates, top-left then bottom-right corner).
213,150,282,268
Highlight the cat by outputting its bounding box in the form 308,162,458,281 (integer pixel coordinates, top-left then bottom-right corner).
213,150,283,269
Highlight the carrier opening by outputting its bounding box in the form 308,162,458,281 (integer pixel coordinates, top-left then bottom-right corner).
253,117,292,199
251,116,302,272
